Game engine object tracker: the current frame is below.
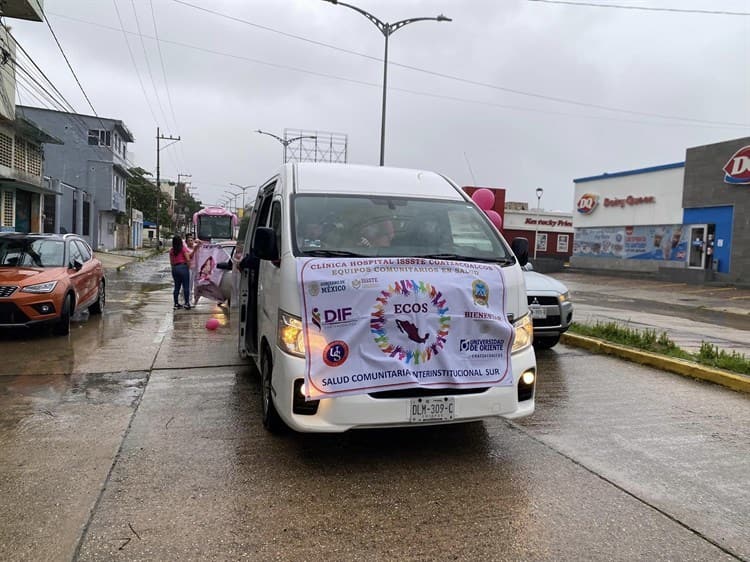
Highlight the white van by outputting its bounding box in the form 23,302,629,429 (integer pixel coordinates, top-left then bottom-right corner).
238,163,536,433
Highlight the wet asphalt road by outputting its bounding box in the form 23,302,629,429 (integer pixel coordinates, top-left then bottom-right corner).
0,255,748,561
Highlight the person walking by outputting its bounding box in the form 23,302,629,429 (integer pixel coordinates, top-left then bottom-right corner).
169,235,191,310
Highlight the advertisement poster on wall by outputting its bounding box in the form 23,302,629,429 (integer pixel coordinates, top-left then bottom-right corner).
573,225,689,261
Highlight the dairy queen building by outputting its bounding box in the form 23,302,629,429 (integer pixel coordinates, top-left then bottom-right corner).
570,136,750,284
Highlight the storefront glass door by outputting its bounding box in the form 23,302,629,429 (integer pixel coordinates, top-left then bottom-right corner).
688,225,707,269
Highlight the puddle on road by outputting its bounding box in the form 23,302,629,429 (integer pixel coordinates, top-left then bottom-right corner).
0,371,148,434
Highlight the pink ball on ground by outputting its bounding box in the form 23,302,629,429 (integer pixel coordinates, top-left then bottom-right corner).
205,318,220,331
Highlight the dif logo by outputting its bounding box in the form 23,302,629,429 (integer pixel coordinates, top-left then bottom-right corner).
311,307,354,330
577,193,599,215
724,145,750,185
324,307,352,323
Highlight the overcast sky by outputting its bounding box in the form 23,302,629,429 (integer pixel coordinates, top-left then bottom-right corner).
8,0,750,212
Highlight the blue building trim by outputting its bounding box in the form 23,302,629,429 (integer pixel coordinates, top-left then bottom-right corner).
574,162,685,184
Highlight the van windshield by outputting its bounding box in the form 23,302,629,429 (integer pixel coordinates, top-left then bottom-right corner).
292,195,513,262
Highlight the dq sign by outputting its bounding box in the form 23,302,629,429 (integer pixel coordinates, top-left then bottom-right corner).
576,193,599,215
723,145,750,185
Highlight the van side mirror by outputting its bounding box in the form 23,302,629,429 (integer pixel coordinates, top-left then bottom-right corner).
253,227,279,261
511,237,529,267
216,260,232,271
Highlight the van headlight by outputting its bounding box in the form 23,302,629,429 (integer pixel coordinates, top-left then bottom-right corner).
278,310,305,357
512,314,533,353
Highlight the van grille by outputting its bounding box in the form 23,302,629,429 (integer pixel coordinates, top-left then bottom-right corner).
369,387,489,399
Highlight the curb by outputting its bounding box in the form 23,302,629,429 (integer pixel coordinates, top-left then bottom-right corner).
560,333,750,394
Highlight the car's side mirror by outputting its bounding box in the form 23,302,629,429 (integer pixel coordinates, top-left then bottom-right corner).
70,260,83,271
216,260,232,271
253,227,279,261
511,237,529,267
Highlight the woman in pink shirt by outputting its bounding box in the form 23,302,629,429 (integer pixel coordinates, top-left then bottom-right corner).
169,235,191,309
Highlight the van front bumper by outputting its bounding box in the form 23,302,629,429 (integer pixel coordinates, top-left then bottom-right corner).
270,346,536,433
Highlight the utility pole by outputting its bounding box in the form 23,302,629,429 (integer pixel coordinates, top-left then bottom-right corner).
155,127,181,246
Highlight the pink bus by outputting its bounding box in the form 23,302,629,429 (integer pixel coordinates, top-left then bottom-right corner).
192,206,238,241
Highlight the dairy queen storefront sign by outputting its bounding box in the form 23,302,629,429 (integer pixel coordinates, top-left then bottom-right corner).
571,136,750,283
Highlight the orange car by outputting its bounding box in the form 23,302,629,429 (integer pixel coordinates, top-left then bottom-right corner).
0,233,105,335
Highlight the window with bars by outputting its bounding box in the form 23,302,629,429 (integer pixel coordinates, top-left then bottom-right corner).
27,143,41,176
0,132,12,168
13,137,26,171
2,191,14,227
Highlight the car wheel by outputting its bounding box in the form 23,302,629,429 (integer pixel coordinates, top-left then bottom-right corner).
53,294,72,336
261,350,286,433
533,334,560,350
89,280,105,315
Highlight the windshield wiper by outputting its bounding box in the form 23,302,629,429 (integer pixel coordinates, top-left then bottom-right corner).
417,253,516,265
302,249,367,257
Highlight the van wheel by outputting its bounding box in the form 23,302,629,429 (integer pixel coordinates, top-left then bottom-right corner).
533,335,560,350
53,295,72,336
260,351,286,433
89,280,105,315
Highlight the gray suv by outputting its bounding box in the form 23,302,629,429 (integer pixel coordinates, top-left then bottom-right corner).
523,264,573,349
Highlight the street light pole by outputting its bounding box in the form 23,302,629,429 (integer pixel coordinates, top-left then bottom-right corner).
322,1,451,166
255,130,317,163
224,191,241,214
229,183,256,212
534,187,544,260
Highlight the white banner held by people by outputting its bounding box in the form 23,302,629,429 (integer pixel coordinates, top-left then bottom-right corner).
298,258,514,399
194,243,227,302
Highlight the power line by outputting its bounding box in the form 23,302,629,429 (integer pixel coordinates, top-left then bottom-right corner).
112,0,159,124
166,0,750,127
149,0,180,133
526,0,750,16
148,0,186,175
130,0,170,127
40,8,100,118
46,11,750,131
129,0,181,177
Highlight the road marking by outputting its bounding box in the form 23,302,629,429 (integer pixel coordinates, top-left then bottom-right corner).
651,283,688,289
682,287,738,294
729,295,750,300
153,313,172,344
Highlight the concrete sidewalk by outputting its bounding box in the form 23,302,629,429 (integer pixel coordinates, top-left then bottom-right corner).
94,248,161,272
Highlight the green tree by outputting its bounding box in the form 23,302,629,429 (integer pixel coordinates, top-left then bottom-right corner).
127,167,203,234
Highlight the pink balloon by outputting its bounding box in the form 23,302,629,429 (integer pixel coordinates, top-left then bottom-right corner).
471,188,495,211
205,318,220,331
485,210,503,230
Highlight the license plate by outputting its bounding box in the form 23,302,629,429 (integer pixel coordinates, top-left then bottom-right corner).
530,305,547,319
410,397,455,423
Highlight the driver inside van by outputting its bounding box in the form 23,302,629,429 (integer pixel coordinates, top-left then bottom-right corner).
358,218,395,248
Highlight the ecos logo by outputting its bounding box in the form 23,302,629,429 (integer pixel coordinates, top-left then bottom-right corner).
723,145,750,185
370,280,451,365
577,193,599,215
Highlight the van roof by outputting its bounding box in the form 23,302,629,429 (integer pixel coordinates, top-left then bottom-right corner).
293,163,462,200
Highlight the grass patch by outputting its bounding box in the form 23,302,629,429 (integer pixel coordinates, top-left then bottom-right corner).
569,321,750,376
